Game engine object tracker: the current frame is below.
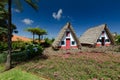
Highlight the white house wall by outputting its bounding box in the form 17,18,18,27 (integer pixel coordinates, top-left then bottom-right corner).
59,29,77,47
97,30,111,44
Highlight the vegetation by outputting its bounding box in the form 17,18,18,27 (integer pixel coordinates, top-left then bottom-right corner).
26,27,47,43
0,42,8,52
41,38,54,48
1,0,39,70
0,43,44,64
19,53,120,80
115,34,120,45
0,68,46,80
0,53,7,63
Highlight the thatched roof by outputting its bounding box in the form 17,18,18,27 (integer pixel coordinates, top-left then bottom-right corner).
79,24,115,45
52,22,81,49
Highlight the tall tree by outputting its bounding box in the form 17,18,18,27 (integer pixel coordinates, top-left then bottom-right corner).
5,0,12,70
26,27,39,43
5,0,39,70
35,28,47,43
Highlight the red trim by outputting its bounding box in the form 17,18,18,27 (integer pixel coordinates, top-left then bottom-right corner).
71,46,78,48
96,43,111,47
105,43,110,46
96,43,101,47
59,46,78,49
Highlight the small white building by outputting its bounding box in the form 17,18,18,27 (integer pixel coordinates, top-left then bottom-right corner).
52,22,81,49
79,24,115,47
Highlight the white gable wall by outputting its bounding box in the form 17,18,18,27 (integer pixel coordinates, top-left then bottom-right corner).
59,29,77,47
97,30,111,44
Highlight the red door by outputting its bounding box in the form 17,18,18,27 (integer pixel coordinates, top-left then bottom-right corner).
66,39,70,49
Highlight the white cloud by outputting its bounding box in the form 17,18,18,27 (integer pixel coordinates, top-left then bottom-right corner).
22,18,34,25
52,9,63,20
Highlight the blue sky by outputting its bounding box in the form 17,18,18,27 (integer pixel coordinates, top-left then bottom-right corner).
12,0,120,38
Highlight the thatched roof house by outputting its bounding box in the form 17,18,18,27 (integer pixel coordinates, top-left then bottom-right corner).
79,24,115,47
52,22,81,49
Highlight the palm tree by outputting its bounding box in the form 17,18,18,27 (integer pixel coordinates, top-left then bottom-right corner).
5,0,39,70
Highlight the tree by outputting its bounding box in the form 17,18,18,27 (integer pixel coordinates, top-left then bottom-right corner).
5,0,39,70
26,27,39,43
0,27,7,41
35,28,47,43
26,27,47,43
0,1,8,20
0,19,18,42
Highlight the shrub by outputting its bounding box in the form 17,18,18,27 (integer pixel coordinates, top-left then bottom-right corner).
12,44,43,62
0,53,7,63
26,44,43,58
115,35,120,45
0,42,8,52
41,38,53,47
12,51,28,62
12,41,26,50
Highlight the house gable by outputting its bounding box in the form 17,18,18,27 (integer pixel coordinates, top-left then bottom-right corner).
59,28,77,49
96,30,111,47
52,22,81,49
79,24,115,47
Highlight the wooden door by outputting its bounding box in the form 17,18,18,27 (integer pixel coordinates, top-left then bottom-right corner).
66,39,70,49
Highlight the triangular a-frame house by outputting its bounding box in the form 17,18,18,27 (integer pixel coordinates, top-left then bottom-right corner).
79,24,115,47
52,22,81,49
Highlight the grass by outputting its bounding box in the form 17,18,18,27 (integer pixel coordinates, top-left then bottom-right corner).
0,52,120,80
0,68,47,80
0,64,4,73
19,53,120,80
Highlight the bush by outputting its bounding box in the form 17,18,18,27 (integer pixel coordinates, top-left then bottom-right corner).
41,38,53,47
0,42,8,52
0,43,44,63
12,41,26,50
0,53,7,63
12,51,28,62
26,44,43,58
115,35,120,45
12,44,43,62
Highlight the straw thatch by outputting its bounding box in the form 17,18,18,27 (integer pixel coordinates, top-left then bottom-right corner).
52,22,81,49
79,24,115,46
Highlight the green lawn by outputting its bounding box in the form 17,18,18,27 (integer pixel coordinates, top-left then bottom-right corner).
19,53,120,80
0,68,47,80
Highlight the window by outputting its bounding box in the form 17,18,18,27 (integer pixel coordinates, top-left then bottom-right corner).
97,39,101,42
72,41,75,45
102,31,105,34
105,39,110,42
61,41,65,45
102,31,105,35
66,31,70,37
